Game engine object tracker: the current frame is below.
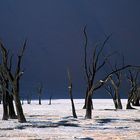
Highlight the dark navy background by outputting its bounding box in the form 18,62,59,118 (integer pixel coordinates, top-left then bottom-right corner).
0,1,140,99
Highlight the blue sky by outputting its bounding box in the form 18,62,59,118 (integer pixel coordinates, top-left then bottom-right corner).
0,0,140,98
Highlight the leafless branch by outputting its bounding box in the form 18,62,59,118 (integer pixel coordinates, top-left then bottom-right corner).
15,39,27,78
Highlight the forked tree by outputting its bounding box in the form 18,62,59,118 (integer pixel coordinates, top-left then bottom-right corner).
0,40,26,123
105,60,124,109
105,85,118,109
82,26,114,118
83,26,113,109
85,64,134,119
67,69,77,118
105,75,123,109
82,27,137,118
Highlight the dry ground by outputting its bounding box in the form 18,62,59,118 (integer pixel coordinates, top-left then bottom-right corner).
0,99,140,140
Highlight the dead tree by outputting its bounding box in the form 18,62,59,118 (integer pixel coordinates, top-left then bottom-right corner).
48,94,52,105
5,54,17,119
126,70,140,109
0,72,17,120
82,26,113,118
134,87,140,106
37,83,43,105
105,85,119,109
83,27,113,109
85,64,134,119
110,82,122,109
8,93,17,119
67,69,77,118
0,40,26,123
107,64,123,109
27,94,31,104
105,75,122,109
0,56,16,120
0,76,8,120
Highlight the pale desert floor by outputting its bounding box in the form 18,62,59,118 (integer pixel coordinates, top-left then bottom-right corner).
0,99,140,140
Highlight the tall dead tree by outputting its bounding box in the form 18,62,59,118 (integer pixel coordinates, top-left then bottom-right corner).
37,83,43,105
82,26,113,118
67,69,77,118
0,40,26,123
7,56,17,119
83,27,113,109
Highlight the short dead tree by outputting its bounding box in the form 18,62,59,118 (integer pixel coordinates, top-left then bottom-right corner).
37,83,43,105
48,94,52,105
67,69,77,118
27,94,32,104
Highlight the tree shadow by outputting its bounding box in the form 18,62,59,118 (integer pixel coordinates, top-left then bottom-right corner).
134,119,140,122
74,137,94,140
12,118,79,130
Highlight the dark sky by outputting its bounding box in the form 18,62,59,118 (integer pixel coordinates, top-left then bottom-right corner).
0,0,140,98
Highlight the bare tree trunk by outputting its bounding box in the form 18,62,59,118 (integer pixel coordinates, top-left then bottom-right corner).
115,89,122,109
13,94,26,122
83,87,93,109
27,95,31,104
39,95,41,105
85,94,92,119
70,96,77,118
69,88,77,118
48,95,52,105
0,94,1,104
67,69,77,118
2,90,8,120
0,40,27,123
37,83,43,105
83,89,88,109
133,98,140,106
113,99,118,109
126,93,134,109
8,94,17,119
13,82,26,123
117,98,122,109
114,96,122,109
126,102,134,109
